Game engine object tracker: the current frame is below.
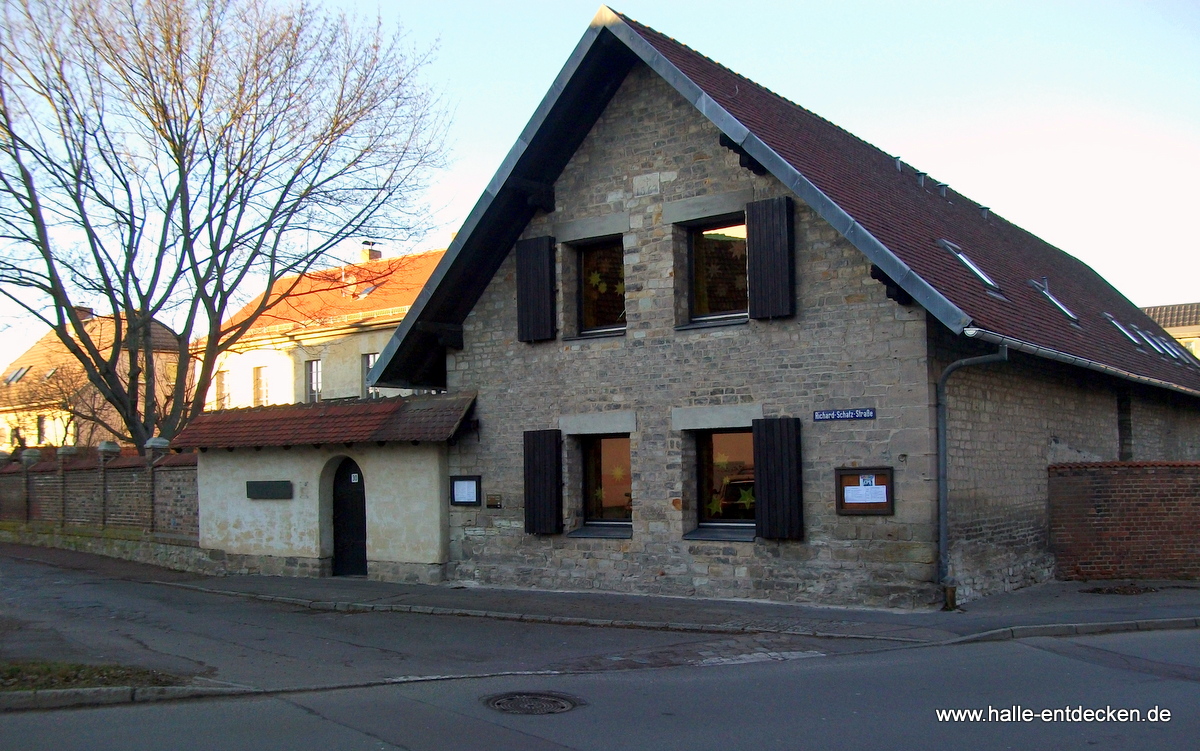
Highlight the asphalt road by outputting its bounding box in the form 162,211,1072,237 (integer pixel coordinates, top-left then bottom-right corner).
1,551,1196,749
1,630,1195,750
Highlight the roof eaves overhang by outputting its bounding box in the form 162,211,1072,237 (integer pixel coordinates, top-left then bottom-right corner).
371,18,635,389
599,8,973,334
965,327,1200,400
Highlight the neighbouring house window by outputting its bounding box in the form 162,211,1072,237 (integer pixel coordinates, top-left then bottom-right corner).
36,415,45,445
214,370,229,409
305,360,322,403
362,353,379,398
252,366,268,407
578,238,626,334
582,435,632,524
690,220,748,320
697,430,755,525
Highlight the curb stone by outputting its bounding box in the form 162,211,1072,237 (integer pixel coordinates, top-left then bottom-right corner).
947,617,1200,645
0,685,259,712
152,581,1200,645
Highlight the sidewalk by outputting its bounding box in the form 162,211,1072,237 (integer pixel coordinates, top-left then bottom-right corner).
5,541,1199,645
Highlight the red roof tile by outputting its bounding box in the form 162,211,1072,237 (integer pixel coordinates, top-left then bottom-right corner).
1144,303,1200,330
224,250,445,340
171,393,476,449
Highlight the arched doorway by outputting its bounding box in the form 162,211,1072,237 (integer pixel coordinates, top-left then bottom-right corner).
332,458,367,576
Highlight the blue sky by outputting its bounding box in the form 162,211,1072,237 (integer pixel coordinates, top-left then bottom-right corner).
373,0,1199,307
2,1,1198,370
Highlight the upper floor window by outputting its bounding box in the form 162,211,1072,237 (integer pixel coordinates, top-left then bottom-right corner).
578,238,626,334
690,219,748,320
305,360,322,403
214,370,229,409
362,353,380,398
252,366,268,407
36,415,45,445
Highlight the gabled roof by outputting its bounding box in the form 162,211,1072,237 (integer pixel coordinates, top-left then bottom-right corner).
1144,303,1200,331
371,7,1200,398
223,249,445,342
171,392,476,449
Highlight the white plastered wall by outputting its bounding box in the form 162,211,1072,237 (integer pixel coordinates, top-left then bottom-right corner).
198,443,448,565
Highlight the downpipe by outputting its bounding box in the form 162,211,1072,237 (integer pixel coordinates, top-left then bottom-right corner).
937,344,1008,610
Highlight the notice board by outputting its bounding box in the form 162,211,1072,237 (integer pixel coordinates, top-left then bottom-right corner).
835,467,894,516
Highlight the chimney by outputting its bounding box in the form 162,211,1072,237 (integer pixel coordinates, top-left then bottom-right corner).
72,306,94,321
361,240,382,262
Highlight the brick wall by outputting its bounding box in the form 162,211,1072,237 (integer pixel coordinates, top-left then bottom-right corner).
1049,462,1200,580
0,454,197,540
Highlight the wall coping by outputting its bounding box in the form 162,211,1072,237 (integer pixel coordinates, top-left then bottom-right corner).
1050,461,1200,473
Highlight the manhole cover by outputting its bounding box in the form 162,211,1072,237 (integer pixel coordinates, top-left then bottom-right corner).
483,691,581,715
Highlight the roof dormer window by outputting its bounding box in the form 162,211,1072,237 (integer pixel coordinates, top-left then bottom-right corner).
1104,313,1141,346
937,239,1000,293
1029,277,1078,323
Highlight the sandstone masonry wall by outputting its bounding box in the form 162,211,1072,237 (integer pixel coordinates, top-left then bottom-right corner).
443,64,938,608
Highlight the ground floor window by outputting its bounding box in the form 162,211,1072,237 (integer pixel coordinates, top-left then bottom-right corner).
582,435,632,523
697,429,755,525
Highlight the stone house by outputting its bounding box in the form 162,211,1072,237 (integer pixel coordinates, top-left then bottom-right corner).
369,8,1200,607
202,247,444,411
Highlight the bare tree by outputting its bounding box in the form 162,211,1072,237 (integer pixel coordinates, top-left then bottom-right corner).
0,0,445,450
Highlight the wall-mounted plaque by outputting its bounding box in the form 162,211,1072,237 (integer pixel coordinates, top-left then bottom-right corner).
246,480,294,500
835,467,894,515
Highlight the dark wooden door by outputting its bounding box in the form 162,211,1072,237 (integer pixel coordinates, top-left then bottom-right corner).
332,458,367,576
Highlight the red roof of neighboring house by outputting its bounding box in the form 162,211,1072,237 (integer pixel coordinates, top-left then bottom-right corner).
373,8,1200,397
171,393,476,448
226,249,445,340
1144,303,1200,330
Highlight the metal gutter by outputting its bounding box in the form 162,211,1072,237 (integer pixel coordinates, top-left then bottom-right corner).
964,327,1200,399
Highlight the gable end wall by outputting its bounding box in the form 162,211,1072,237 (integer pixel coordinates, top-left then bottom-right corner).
441,64,938,608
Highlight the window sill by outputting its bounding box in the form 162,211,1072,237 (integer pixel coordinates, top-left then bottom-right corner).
683,526,756,542
562,329,626,342
567,524,633,539
675,316,748,332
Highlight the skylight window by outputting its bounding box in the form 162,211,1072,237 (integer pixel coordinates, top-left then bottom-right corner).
937,239,1000,292
1104,314,1141,346
42,367,57,380
1131,325,1166,355
356,284,378,299
1029,278,1078,322
4,366,29,385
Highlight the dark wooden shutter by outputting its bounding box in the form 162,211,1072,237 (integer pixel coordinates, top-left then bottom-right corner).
753,417,803,540
746,196,795,319
516,236,557,342
523,429,562,534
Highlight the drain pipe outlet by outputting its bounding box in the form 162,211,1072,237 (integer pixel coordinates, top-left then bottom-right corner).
937,344,1008,609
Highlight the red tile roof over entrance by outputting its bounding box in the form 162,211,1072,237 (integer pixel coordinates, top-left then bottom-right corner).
171,393,475,449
